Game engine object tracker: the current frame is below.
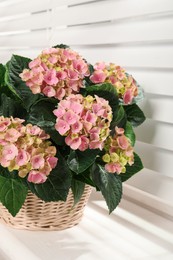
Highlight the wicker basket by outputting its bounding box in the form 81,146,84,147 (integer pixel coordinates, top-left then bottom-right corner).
0,185,92,231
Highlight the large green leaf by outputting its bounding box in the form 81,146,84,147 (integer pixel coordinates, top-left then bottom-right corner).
27,98,64,145
86,83,119,114
124,121,136,146
27,153,72,202
5,55,40,110
0,175,28,216
91,164,122,213
120,153,144,182
71,179,85,206
0,93,27,119
67,149,99,174
124,103,146,127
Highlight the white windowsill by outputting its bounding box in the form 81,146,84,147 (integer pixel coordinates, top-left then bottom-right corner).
0,190,173,260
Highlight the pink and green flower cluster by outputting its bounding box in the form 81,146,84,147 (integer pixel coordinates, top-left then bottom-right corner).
20,47,90,100
102,127,134,174
0,116,58,184
53,94,112,151
90,62,138,104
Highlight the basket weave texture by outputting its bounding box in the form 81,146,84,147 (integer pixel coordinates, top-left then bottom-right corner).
0,185,92,231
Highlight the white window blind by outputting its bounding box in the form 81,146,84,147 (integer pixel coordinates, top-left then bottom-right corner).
0,0,173,218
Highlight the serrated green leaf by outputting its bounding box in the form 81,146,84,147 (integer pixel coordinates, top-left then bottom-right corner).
0,175,28,216
27,153,72,202
71,179,85,206
91,164,122,213
124,103,146,127
5,55,40,110
124,121,136,146
67,149,99,174
120,153,144,182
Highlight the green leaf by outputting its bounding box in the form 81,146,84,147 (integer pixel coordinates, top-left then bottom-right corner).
73,169,96,187
124,121,136,146
0,93,27,118
71,179,85,206
0,165,10,178
27,98,64,145
5,55,40,110
52,44,70,49
67,149,99,174
124,103,146,127
0,64,6,86
120,153,144,182
27,153,72,202
0,175,28,216
86,83,119,113
111,105,127,131
91,164,122,213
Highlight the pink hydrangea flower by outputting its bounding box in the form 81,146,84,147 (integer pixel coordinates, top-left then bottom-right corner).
5,128,21,142
2,144,18,161
123,89,133,104
90,70,107,83
105,162,122,174
42,86,56,97
54,94,112,151
44,69,59,85
31,154,45,169
55,119,70,135
90,62,138,104
47,157,58,169
15,150,30,166
0,116,58,184
20,47,90,100
27,170,47,184
102,127,134,174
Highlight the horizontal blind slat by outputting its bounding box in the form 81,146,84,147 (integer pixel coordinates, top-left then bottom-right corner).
51,17,173,45
52,0,173,26
135,119,173,151
139,96,173,124
135,141,173,178
72,45,173,68
0,12,49,32
128,71,173,96
0,31,49,48
0,48,44,63
0,0,50,18
124,186,173,219
2,45,172,69
0,0,100,19
126,168,173,203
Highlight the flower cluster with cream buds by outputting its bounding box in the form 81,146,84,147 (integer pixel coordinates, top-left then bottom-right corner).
0,116,58,184
90,62,138,104
102,127,134,174
53,94,112,151
20,47,90,100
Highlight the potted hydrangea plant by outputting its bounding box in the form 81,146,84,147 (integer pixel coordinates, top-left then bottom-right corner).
0,44,145,230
